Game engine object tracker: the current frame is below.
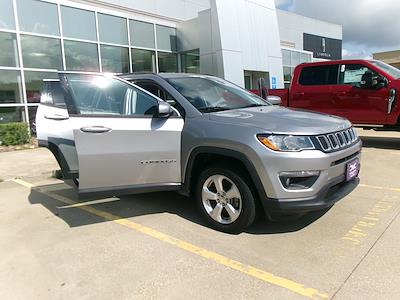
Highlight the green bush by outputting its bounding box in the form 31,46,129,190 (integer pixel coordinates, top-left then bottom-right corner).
0,122,30,146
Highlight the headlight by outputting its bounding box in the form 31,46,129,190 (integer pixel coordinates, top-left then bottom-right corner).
257,134,315,152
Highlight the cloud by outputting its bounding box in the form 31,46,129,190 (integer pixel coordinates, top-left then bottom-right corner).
342,47,373,60
275,0,400,57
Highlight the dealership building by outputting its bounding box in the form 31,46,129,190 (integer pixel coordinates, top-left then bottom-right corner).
0,0,342,128
373,50,400,69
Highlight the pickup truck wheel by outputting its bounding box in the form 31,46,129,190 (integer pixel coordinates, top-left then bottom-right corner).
196,167,256,233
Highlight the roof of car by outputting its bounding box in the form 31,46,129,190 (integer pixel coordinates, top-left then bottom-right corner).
299,59,376,67
119,72,213,80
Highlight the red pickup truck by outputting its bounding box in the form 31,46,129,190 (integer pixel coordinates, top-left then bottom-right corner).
266,60,400,128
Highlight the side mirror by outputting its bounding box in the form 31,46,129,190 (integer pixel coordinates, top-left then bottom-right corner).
360,71,373,88
267,95,282,106
157,101,173,118
361,72,387,89
375,75,388,88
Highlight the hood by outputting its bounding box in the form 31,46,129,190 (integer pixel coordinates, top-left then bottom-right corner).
209,106,352,135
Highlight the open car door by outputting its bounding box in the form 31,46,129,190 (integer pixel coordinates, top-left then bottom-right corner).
36,79,78,180
59,73,184,198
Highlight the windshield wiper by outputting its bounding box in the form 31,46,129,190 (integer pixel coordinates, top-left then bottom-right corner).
198,106,231,113
235,103,268,109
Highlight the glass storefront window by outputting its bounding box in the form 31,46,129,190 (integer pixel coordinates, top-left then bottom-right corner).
283,66,292,82
0,32,19,67
130,20,155,49
0,0,15,30
132,49,155,72
64,40,99,72
156,25,177,52
24,71,58,104
244,75,251,90
181,49,200,73
17,0,60,36
301,53,312,63
61,6,97,41
291,51,300,67
0,107,25,124
21,35,62,69
0,70,23,104
282,49,291,66
158,52,177,72
100,45,129,73
98,13,128,45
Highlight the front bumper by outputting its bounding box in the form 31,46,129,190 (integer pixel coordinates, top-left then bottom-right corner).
261,175,359,215
252,139,362,217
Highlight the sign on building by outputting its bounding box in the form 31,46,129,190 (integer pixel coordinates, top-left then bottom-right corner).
303,33,342,60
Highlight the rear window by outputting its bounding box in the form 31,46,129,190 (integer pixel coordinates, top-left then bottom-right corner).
299,65,339,86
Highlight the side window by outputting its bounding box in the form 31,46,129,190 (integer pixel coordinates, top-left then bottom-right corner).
40,81,66,107
339,64,377,86
134,81,184,116
299,65,339,86
64,74,158,116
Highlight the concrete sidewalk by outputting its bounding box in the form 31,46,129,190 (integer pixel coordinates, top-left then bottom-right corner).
0,147,58,181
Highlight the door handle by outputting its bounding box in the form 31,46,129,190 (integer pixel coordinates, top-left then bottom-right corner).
45,114,69,120
80,126,112,133
295,92,305,96
336,91,347,96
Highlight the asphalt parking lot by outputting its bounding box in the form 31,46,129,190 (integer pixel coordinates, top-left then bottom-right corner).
1,129,399,299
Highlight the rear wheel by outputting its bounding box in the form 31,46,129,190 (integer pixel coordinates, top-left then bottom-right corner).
195,166,256,233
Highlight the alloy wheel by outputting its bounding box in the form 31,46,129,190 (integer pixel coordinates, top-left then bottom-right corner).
201,174,242,224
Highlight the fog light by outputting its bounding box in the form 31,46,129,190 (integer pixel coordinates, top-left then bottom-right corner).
279,171,320,190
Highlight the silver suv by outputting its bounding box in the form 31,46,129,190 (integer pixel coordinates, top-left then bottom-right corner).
36,72,361,232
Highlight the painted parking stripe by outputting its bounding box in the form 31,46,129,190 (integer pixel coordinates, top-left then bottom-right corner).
12,178,328,299
12,178,36,188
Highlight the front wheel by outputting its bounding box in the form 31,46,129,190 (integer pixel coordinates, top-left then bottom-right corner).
195,166,256,233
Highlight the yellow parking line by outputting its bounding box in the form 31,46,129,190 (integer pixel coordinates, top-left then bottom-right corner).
360,183,400,193
12,178,36,188
12,178,328,299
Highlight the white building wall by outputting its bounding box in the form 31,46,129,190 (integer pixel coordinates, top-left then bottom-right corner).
177,17,200,52
183,0,284,88
277,9,342,50
79,0,210,21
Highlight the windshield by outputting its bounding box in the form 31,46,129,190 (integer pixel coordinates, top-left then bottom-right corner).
370,60,400,79
167,76,270,113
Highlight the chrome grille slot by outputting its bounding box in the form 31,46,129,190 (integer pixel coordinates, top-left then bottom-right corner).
336,132,345,147
317,135,332,151
317,136,332,151
351,128,358,142
344,130,352,145
342,130,350,144
349,129,354,142
328,134,339,149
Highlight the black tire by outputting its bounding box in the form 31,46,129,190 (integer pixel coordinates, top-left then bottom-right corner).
195,165,256,233
52,169,63,179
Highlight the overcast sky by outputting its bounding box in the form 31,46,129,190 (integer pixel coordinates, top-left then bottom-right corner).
275,0,400,59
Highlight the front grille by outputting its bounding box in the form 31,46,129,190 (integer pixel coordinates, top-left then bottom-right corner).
316,127,359,152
